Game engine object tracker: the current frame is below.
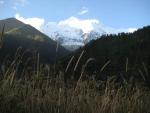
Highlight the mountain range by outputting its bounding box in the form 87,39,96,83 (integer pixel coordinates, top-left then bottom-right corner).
0,18,107,52
0,17,150,83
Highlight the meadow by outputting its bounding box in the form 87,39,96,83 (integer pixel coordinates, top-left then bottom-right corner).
0,51,150,113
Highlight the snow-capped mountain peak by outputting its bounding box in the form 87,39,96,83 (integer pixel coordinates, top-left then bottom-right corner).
43,25,106,50
42,17,107,51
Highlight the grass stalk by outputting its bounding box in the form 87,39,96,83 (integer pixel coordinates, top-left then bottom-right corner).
73,50,85,72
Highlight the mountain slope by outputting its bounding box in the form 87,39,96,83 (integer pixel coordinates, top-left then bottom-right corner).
0,18,25,32
0,18,69,64
62,26,150,82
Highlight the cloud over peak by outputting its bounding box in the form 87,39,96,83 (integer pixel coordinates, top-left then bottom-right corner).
14,13,137,40
58,16,99,33
15,13,45,31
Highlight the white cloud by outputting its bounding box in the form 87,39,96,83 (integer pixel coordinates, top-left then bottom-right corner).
58,16,99,33
45,16,137,34
15,13,45,31
79,10,88,15
43,21,83,39
78,7,89,15
56,16,137,34
128,28,137,33
79,8,88,15
42,16,137,40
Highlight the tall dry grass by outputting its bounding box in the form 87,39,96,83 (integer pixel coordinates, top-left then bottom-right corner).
0,24,5,48
0,52,150,113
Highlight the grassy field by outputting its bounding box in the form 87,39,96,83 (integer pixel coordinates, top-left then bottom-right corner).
0,56,150,113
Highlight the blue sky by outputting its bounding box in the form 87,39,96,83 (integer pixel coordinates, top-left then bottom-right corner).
0,0,150,34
